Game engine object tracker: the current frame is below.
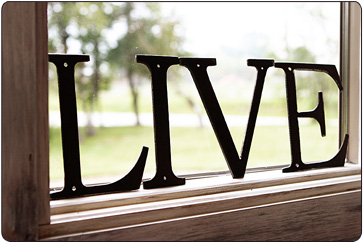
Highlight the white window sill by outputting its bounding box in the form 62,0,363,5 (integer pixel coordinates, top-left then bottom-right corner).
39,163,361,241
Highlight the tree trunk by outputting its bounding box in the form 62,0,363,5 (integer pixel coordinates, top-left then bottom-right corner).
92,39,100,104
127,69,140,126
60,27,68,53
172,79,204,128
86,110,95,136
85,39,101,136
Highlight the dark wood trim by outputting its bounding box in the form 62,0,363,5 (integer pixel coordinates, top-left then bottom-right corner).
35,1,50,227
1,2,49,241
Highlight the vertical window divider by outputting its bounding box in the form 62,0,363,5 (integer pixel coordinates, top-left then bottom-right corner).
339,2,350,146
339,2,361,164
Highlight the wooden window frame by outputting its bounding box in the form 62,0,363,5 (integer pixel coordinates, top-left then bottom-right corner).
340,1,361,164
1,2,361,241
2,2,49,241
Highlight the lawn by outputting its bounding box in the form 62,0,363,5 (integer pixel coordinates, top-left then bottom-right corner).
50,123,340,184
49,79,341,185
49,79,339,118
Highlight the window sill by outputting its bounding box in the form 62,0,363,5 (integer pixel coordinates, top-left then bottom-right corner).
39,163,361,241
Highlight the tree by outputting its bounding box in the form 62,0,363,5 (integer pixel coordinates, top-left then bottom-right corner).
49,2,200,131
49,2,121,136
48,2,77,53
73,2,122,135
266,5,339,118
107,2,188,126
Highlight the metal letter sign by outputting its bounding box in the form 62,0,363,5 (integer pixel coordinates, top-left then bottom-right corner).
49,54,148,199
274,63,349,172
180,58,274,178
136,55,185,189
49,53,349,199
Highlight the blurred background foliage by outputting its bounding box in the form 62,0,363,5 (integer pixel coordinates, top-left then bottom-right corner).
49,2,190,133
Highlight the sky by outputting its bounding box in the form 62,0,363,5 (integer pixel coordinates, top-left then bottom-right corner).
65,2,340,67
159,2,340,65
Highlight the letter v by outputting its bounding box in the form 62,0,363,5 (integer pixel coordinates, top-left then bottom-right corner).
180,58,274,178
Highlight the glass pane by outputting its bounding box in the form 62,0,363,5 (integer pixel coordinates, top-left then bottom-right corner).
48,2,340,188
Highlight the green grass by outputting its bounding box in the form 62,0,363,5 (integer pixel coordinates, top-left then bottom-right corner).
49,81,338,118
50,124,340,181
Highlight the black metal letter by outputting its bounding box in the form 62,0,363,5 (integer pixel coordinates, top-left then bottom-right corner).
49,54,148,199
136,55,185,189
274,62,349,172
180,58,274,178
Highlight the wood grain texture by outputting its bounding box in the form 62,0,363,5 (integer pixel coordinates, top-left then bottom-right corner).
39,169,361,240
1,2,49,241
42,190,361,241
35,1,50,227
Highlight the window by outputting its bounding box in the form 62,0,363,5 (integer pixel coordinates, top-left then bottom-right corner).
48,2,344,188
1,2,360,241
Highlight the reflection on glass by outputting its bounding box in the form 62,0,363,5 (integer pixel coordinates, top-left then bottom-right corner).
48,2,340,187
